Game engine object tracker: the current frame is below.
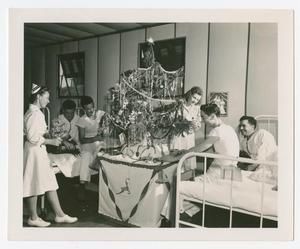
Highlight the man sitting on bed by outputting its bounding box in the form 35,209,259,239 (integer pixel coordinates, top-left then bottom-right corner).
238,116,277,171
57,99,80,151
47,99,80,154
179,103,240,219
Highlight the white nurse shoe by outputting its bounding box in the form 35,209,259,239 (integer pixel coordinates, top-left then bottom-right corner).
27,217,51,227
54,214,78,224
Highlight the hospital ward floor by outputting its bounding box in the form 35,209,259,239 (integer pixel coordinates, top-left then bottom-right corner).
23,174,127,228
23,173,277,228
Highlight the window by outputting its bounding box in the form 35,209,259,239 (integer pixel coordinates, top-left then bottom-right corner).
58,52,85,98
139,37,186,71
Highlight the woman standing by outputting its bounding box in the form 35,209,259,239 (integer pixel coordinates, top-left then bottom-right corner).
24,84,78,227
170,86,203,170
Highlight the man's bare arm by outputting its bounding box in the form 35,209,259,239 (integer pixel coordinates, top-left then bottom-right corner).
159,136,219,162
191,136,219,153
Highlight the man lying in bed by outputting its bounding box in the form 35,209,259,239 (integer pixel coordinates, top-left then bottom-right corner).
179,103,240,218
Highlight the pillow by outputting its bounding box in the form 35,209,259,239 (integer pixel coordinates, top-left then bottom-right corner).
206,165,242,182
221,165,243,182
248,164,277,185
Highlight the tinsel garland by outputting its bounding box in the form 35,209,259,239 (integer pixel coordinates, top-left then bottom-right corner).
99,56,191,146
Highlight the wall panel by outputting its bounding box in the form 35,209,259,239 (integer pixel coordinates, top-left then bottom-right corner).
97,34,120,109
79,38,98,107
45,44,61,117
120,29,145,72
31,47,46,86
247,23,277,116
147,24,174,41
176,23,209,102
207,23,249,128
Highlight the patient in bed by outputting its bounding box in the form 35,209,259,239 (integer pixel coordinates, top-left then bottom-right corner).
238,115,278,189
238,115,277,169
179,103,240,218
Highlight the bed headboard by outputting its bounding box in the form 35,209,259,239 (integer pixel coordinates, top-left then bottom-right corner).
255,115,278,144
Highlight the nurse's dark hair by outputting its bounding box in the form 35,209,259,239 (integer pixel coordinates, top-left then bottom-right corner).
200,103,220,117
80,96,94,108
184,87,203,103
29,87,49,104
62,99,76,110
239,116,257,129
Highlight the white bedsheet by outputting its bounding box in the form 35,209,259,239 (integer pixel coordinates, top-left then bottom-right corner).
180,170,277,217
48,153,81,177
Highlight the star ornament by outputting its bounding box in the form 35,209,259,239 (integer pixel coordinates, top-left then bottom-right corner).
147,37,154,44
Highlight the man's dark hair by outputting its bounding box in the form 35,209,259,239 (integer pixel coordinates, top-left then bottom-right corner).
200,103,220,117
62,99,76,110
80,96,94,108
239,115,257,128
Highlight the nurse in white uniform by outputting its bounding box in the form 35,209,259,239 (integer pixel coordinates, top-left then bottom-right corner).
170,86,203,170
23,84,78,227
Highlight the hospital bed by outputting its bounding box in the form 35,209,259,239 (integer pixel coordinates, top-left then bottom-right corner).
41,106,91,178
41,107,84,178
174,115,278,228
175,152,277,228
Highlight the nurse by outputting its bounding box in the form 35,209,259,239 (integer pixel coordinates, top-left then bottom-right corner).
23,83,78,227
170,86,203,170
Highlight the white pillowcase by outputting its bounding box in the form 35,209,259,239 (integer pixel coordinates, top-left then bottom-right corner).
249,165,277,186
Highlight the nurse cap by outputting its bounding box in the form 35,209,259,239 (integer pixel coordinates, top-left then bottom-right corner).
31,83,41,94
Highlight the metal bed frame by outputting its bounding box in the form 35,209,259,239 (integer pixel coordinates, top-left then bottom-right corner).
175,152,277,228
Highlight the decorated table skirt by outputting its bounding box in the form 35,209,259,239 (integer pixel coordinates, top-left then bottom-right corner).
97,154,177,227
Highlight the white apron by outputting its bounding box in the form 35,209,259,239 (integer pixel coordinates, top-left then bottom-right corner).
170,103,201,170
23,104,58,197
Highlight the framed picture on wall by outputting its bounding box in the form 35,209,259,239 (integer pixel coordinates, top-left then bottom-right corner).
139,37,186,71
58,52,85,98
209,92,228,116
138,37,186,97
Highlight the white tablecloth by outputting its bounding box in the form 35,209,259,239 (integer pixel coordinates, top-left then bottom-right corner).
48,153,82,177
96,153,177,227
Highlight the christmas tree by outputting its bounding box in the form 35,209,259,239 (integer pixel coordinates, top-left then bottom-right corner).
99,38,193,159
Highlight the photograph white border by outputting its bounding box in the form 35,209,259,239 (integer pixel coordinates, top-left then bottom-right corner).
8,8,294,241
